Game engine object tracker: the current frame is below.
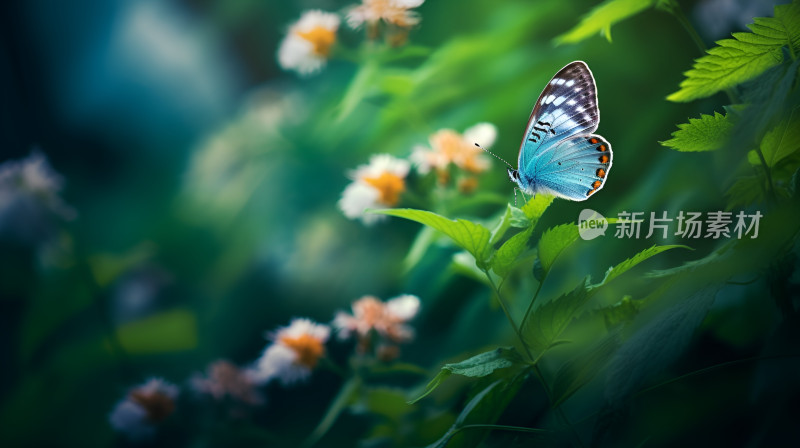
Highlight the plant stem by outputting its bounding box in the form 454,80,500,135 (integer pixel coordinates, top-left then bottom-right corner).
483,270,534,361
754,146,779,203
662,0,739,104
519,275,545,332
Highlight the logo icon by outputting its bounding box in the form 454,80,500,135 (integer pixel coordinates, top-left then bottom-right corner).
578,209,607,240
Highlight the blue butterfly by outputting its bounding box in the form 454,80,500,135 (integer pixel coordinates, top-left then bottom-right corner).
506,61,612,201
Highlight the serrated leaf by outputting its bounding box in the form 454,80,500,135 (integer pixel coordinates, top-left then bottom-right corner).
667,2,800,102
524,278,594,351
660,111,734,152
552,332,620,408
537,224,580,277
409,348,524,404
554,0,656,45
376,209,493,268
490,226,534,278
594,245,692,288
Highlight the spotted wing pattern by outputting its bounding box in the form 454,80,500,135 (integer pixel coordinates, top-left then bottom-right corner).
515,61,611,201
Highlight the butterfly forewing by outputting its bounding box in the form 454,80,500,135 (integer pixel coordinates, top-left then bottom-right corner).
518,61,600,171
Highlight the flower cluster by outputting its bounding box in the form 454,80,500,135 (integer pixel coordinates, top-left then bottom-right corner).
277,1,426,75
109,296,419,438
338,122,499,224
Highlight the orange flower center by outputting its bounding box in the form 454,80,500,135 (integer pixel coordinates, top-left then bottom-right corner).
363,172,406,206
280,334,325,368
296,26,336,57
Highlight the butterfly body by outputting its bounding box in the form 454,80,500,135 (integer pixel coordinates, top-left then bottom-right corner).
509,61,612,201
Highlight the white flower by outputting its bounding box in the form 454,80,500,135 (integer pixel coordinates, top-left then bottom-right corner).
338,154,410,225
109,378,179,440
0,151,76,244
333,294,420,343
278,10,340,76
253,318,330,386
410,123,497,176
347,0,425,29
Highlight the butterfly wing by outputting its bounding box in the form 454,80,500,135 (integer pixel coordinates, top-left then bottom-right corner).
530,134,612,201
517,61,600,178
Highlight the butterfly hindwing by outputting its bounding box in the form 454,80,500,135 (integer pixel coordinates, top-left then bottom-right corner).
531,134,612,201
518,61,599,170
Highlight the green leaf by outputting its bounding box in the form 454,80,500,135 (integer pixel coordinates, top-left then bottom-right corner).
593,245,692,288
115,309,198,354
667,2,800,102
409,348,524,404
537,224,580,277
376,209,493,268
726,175,767,209
554,0,656,45
489,205,515,245
524,278,594,351
520,194,554,223
660,111,735,152
551,332,620,408
427,373,528,448
747,111,800,167
490,226,534,278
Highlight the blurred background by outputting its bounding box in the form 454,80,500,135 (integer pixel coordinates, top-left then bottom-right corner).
1,0,795,446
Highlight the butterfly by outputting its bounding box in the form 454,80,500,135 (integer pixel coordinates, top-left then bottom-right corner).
505,61,612,201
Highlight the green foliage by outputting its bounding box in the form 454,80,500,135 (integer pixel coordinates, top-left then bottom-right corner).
490,225,534,278
668,1,800,102
660,111,735,152
376,209,493,269
747,112,800,167
524,278,593,351
554,0,656,44
593,245,692,288
426,373,528,448
537,224,580,277
551,332,620,407
409,348,525,404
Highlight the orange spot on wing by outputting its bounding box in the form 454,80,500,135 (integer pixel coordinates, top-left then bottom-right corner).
592,180,602,189
597,145,607,152
599,155,609,164
589,138,599,144
596,168,606,178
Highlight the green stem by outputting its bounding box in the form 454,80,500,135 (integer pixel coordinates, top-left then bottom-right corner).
662,0,739,104
754,146,779,203
483,269,534,361
519,275,545,333
301,376,361,448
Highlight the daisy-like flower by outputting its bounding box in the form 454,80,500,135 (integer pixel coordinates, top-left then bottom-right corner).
253,318,330,386
347,0,425,29
338,154,410,225
410,123,497,180
109,378,179,440
278,10,340,76
333,294,420,344
192,360,264,406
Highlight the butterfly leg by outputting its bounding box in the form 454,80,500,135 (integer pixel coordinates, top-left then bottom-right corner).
517,188,528,206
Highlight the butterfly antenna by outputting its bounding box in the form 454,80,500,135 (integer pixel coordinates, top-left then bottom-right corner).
474,143,513,170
